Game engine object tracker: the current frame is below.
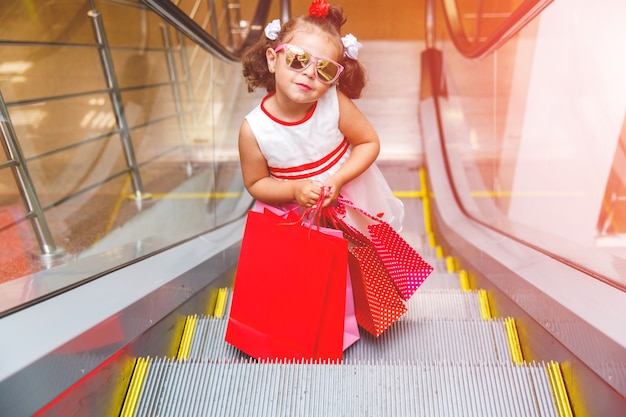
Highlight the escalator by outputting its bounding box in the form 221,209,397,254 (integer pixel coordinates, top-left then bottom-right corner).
1,0,625,416
115,173,570,416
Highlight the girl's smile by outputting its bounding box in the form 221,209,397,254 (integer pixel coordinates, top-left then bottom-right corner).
296,82,312,91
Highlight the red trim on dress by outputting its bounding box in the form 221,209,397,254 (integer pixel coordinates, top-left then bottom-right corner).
260,91,318,126
269,139,349,180
270,139,348,173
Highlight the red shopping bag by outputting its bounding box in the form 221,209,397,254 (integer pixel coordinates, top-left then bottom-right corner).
368,222,433,300
331,198,433,301
225,209,347,361
341,225,407,337
254,200,360,351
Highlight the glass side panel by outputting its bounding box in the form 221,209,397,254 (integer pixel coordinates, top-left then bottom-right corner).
131,118,186,163
27,134,128,208
438,0,626,287
0,170,24,222
0,1,95,43
0,45,106,103
113,50,173,90
98,1,169,49
0,0,259,314
10,94,115,157
454,0,526,42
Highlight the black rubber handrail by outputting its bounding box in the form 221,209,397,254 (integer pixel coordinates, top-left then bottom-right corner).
142,0,272,63
441,0,554,59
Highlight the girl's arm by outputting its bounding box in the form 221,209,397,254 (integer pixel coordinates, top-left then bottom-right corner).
238,120,325,207
323,90,380,204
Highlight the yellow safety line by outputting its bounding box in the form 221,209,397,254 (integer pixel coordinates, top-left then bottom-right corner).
419,168,434,237
177,315,197,361
445,255,457,273
478,289,492,320
503,317,524,365
546,361,574,417
471,190,585,198
213,287,228,319
106,175,132,234
459,269,471,291
125,191,242,200
120,357,150,417
426,232,436,248
393,190,426,198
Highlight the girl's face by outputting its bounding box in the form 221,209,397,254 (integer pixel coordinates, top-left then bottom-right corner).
266,29,342,108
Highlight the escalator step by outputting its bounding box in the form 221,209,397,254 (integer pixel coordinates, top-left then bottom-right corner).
186,315,515,363
183,289,494,362
402,289,484,320
344,318,513,362
219,288,483,323
131,358,560,417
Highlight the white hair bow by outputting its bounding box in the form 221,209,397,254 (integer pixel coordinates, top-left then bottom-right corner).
264,19,281,40
341,34,362,60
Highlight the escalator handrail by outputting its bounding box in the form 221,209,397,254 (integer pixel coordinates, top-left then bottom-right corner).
441,0,554,59
141,0,272,63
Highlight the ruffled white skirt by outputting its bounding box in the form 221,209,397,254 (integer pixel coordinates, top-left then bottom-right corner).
339,163,405,233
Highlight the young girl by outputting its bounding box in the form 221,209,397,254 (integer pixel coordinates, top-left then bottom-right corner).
238,0,404,231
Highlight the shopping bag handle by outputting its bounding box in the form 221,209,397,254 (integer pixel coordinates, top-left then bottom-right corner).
274,186,329,235
305,185,331,231
333,196,387,225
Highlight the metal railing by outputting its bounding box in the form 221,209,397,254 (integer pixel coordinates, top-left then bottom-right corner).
0,92,64,265
0,0,270,301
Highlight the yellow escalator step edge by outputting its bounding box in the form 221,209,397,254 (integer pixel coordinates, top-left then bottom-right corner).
459,269,471,291
445,256,456,273
546,361,574,417
214,287,228,319
503,317,524,365
478,289,492,320
120,357,150,417
427,232,436,248
177,315,197,361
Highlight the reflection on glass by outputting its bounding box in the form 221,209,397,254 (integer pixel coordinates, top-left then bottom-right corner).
0,0,256,314
438,0,626,283
0,45,105,103
596,118,626,245
454,0,526,43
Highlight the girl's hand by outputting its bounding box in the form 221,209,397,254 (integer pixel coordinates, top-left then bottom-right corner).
321,177,344,207
294,180,325,207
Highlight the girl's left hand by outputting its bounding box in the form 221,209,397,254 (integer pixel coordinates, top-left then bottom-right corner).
321,178,343,207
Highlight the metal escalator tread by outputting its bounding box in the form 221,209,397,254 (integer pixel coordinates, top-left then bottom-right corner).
132,358,559,417
186,312,513,363
402,289,483,320
173,288,487,364
120,251,571,416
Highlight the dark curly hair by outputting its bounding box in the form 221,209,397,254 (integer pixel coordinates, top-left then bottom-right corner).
241,4,367,99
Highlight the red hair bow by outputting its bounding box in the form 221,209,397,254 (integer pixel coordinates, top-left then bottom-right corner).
308,0,330,18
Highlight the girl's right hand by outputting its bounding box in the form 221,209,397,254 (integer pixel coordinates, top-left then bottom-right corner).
294,180,325,208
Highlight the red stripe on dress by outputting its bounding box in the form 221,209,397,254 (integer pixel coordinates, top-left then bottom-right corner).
260,92,317,126
270,139,348,174
270,140,349,180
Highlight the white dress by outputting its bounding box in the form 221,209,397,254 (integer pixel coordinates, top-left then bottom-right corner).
245,85,404,231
